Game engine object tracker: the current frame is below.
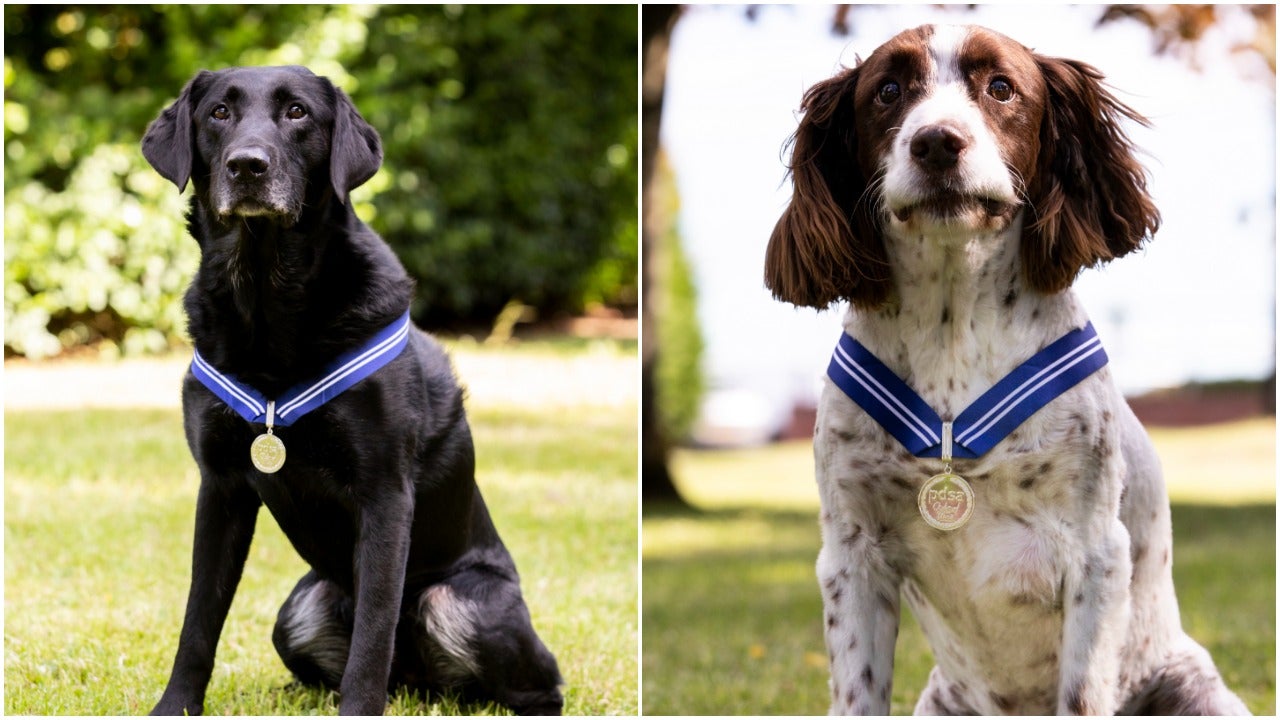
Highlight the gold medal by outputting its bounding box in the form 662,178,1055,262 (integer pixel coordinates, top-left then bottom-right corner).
250,430,286,473
917,420,973,531
918,471,974,531
250,400,285,474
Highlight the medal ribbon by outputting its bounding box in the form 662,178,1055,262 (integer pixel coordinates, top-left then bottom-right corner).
190,310,413,427
827,323,1108,459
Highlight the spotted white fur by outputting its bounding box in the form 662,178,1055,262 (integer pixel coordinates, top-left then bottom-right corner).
801,24,1249,716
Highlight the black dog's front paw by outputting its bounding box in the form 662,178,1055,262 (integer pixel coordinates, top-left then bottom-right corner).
337,689,388,716
507,688,565,716
515,701,563,716
150,692,203,716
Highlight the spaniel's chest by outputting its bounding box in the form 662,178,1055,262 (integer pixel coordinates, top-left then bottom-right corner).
816,368,1108,599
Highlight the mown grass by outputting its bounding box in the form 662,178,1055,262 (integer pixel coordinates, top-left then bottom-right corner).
4,346,637,715
643,419,1275,715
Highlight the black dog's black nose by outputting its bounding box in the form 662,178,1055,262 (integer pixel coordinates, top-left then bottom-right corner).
226,147,270,179
910,124,970,172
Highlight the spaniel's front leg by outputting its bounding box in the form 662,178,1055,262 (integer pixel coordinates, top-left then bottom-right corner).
817,508,901,715
1057,516,1133,715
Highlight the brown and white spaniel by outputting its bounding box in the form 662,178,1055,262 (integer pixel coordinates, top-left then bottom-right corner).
765,24,1248,715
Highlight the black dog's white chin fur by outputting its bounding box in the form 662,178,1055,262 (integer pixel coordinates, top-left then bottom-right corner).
217,199,301,228
214,175,304,227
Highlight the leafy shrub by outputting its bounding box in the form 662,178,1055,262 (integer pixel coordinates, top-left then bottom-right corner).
351,5,638,324
4,144,196,357
2,5,636,357
652,155,704,441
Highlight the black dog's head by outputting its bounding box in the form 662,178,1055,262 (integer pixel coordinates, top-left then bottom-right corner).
142,65,382,226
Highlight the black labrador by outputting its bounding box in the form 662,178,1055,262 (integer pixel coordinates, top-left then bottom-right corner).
140,66,563,716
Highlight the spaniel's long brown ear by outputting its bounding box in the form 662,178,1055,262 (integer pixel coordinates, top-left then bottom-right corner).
764,66,890,310
1022,57,1160,293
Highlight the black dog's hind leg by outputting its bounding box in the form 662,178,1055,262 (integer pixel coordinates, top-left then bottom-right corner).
152,480,261,716
273,495,413,717
273,570,354,689
409,567,564,715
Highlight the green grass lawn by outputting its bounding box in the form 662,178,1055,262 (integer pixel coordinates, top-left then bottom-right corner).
643,419,1276,715
4,343,638,715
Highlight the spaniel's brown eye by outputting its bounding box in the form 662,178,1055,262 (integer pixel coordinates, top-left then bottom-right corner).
286,104,307,120
877,81,902,105
988,78,1014,103
211,105,230,120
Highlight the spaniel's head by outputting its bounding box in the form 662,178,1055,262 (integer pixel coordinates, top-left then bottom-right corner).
764,24,1160,309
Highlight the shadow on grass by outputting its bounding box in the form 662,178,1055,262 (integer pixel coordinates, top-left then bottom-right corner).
643,502,829,715
225,681,509,716
642,502,1275,716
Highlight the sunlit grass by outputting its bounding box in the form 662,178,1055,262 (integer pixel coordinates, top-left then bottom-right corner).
1151,418,1276,503
5,353,637,716
643,418,1275,715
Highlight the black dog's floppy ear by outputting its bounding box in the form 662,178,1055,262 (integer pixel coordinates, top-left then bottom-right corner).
329,87,383,204
142,70,212,192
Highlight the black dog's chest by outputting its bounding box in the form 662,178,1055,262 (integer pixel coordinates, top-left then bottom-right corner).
190,396,366,581
249,465,360,584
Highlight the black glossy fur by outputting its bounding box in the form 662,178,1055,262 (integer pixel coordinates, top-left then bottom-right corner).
141,66,563,716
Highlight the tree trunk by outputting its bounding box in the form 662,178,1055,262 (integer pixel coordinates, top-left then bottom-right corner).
641,5,686,504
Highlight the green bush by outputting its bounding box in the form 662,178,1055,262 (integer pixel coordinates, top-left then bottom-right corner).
652,154,704,442
4,144,196,358
351,5,638,324
2,5,637,357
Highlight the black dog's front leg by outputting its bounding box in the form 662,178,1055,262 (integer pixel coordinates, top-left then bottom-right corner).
338,486,414,715
152,479,261,715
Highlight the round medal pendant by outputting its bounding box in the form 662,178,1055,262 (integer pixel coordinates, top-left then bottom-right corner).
917,472,974,531
250,432,287,474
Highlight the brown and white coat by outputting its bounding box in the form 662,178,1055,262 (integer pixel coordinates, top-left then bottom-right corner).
765,24,1248,716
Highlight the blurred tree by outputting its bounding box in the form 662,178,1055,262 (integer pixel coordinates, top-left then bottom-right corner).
1099,5,1276,413
348,5,637,326
641,4,683,503
1099,4,1275,71
652,152,704,449
3,5,637,357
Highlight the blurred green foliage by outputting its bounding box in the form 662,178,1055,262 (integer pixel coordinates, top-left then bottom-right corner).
652,153,703,442
3,5,637,357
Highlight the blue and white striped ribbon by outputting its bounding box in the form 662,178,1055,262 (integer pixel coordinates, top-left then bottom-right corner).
827,323,1108,459
190,310,413,427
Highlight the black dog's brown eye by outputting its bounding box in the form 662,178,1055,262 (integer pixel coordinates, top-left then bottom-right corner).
988,78,1014,102
286,104,307,120
877,81,902,105
211,105,230,120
